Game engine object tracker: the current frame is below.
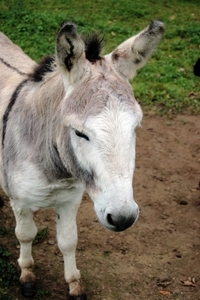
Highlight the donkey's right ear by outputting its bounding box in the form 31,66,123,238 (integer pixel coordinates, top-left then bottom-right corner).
55,22,86,84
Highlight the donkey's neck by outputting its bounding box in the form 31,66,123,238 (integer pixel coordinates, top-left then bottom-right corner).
30,72,73,182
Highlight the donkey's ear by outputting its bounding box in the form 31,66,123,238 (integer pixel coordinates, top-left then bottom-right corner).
106,21,164,79
55,22,86,83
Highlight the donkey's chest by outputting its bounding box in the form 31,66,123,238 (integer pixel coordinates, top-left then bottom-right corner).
8,163,84,210
28,183,84,211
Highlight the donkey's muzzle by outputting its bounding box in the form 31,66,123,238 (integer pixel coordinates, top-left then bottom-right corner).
106,210,138,232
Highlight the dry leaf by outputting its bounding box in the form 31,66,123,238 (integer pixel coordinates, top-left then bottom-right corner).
159,290,171,295
47,240,55,245
181,277,196,287
157,277,171,288
191,188,197,192
191,277,196,284
189,92,198,99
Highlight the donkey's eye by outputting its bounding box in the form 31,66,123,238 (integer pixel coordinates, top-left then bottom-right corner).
75,130,89,141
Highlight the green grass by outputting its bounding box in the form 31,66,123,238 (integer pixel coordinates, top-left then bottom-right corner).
0,225,52,299
33,227,48,244
0,246,18,300
0,0,199,114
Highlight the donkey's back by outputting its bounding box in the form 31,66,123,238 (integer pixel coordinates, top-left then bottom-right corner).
0,32,36,75
0,33,37,190
0,32,36,131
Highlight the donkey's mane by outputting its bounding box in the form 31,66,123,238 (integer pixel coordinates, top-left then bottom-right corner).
29,55,55,82
83,33,103,63
29,33,103,82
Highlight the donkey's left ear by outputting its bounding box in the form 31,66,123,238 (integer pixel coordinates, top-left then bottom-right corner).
106,21,164,79
55,22,86,84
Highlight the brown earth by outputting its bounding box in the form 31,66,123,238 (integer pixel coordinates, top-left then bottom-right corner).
0,114,200,300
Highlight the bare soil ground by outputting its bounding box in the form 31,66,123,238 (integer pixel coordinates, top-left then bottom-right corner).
0,114,200,300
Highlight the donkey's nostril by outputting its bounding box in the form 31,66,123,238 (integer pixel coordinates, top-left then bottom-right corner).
106,211,138,232
107,213,115,226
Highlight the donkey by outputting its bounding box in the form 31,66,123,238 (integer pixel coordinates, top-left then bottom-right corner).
0,20,164,299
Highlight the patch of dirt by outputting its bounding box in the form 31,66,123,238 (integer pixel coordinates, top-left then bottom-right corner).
0,114,200,300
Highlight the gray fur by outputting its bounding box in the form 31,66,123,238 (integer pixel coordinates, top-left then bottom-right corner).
0,21,164,298
0,44,136,193
0,20,164,200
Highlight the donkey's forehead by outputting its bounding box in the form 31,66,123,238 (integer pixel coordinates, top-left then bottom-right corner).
84,96,143,132
63,59,138,121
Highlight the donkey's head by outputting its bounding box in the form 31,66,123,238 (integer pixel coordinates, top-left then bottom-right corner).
56,21,164,231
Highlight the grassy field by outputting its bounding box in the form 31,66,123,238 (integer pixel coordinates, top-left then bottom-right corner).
0,0,200,114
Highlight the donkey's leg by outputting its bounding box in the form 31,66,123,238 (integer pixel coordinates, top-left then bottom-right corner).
56,199,86,300
11,202,37,297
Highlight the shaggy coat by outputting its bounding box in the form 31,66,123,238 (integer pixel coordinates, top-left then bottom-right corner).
0,21,164,299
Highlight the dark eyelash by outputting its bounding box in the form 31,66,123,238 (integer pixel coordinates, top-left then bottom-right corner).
75,130,89,141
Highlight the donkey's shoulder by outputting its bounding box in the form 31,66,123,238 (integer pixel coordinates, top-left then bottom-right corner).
0,32,37,75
